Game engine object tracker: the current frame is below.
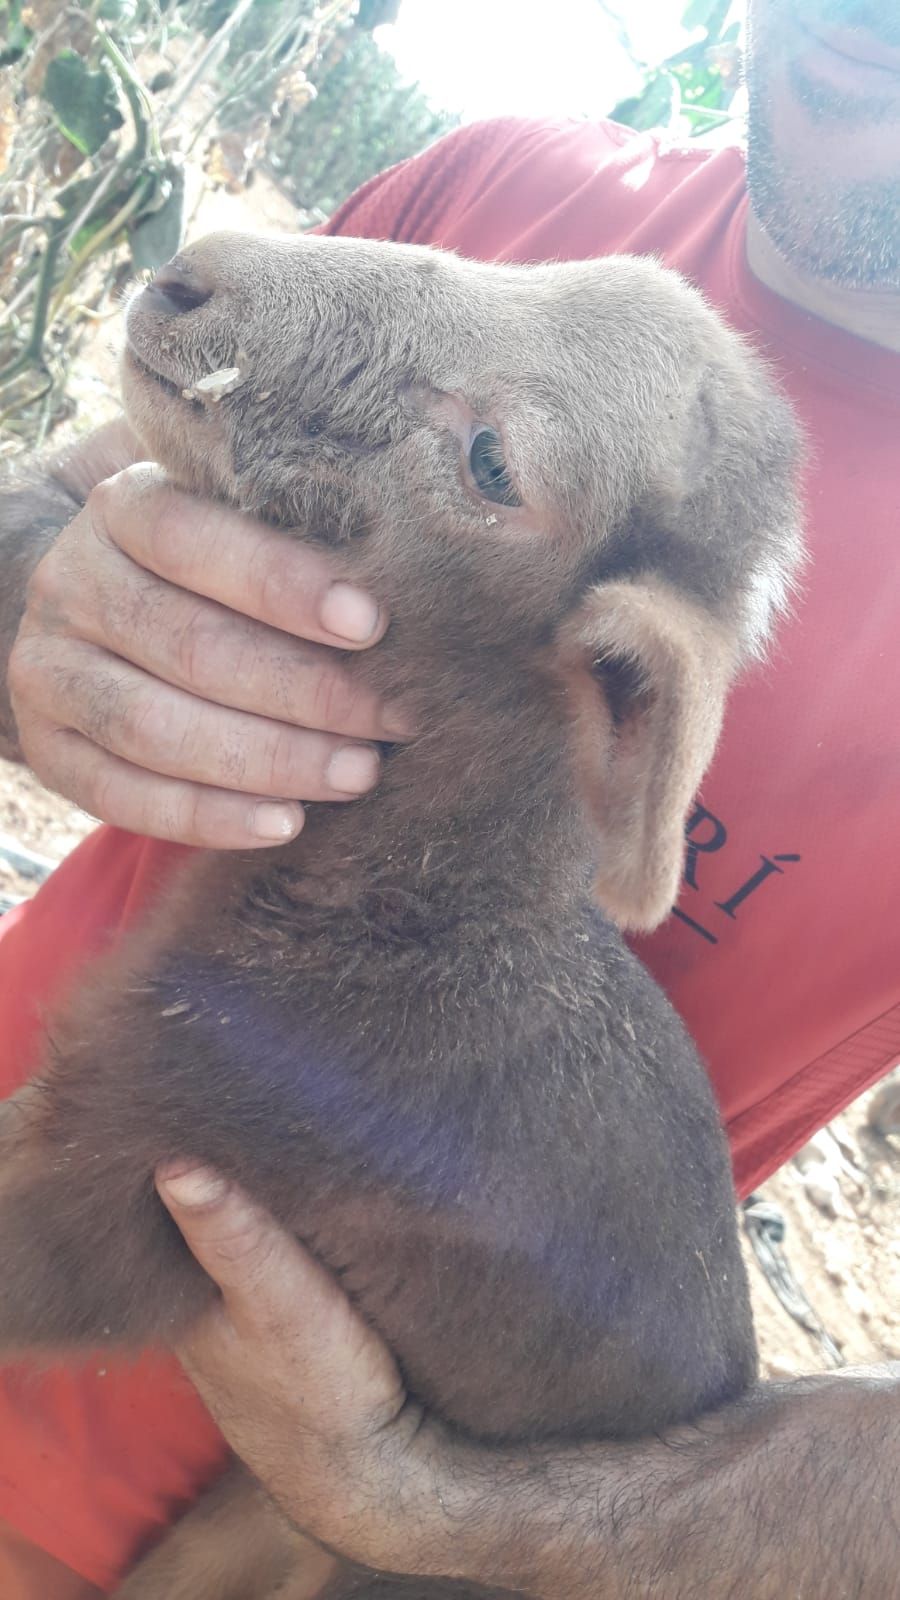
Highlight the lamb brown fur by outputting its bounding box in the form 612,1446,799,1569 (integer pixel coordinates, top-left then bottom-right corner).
0,231,803,1598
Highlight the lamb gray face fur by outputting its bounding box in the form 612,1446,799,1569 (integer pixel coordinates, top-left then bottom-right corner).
125,232,796,641
0,232,803,1600
123,231,801,928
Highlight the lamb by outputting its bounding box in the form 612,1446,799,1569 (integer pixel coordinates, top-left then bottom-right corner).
0,229,803,1598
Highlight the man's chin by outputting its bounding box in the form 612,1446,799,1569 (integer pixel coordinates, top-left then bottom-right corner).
746,160,900,291
745,42,900,290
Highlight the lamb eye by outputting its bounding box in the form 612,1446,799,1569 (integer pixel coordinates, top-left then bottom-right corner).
468,427,521,507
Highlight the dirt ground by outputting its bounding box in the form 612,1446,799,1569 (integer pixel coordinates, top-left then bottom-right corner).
1,751,897,1382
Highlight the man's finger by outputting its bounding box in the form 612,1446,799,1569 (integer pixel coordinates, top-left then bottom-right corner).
156,1166,466,1577
17,724,305,847
91,467,386,649
94,585,398,741
157,1165,305,1324
18,637,382,801
37,537,403,739
156,1163,404,1428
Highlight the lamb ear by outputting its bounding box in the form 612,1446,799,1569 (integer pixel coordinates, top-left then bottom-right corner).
557,579,738,933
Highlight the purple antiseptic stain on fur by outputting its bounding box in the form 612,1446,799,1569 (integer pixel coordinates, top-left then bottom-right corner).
154,955,644,1342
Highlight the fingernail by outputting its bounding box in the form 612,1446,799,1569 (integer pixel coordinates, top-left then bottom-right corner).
159,1164,228,1208
320,582,381,644
252,802,304,841
326,744,380,794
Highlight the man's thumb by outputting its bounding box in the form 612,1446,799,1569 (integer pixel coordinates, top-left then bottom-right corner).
156,1161,405,1431
156,1161,299,1317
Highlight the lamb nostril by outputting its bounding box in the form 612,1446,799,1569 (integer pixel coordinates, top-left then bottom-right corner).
145,263,213,316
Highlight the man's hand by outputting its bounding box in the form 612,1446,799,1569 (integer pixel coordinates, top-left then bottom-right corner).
159,1164,900,1600
3,429,406,848
156,1162,460,1581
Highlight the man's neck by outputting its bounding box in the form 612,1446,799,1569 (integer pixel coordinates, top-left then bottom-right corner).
746,213,900,355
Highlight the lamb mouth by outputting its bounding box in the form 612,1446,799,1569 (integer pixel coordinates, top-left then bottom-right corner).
125,346,185,401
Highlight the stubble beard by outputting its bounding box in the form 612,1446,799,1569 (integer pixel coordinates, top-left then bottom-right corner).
745,3,900,289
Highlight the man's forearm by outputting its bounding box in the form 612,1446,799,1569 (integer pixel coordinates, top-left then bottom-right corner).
0,418,136,760
0,469,79,759
440,1365,900,1599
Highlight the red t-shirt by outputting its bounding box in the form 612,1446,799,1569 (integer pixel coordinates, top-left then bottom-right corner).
1,116,899,1588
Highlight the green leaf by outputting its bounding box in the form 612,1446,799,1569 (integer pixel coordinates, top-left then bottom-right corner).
99,0,141,20
56,171,127,224
0,0,31,67
611,71,678,134
56,173,109,218
53,170,133,253
128,163,186,272
681,0,732,39
43,51,124,158
355,0,402,27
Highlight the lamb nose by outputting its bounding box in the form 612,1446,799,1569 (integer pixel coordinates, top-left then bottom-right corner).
146,259,213,315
